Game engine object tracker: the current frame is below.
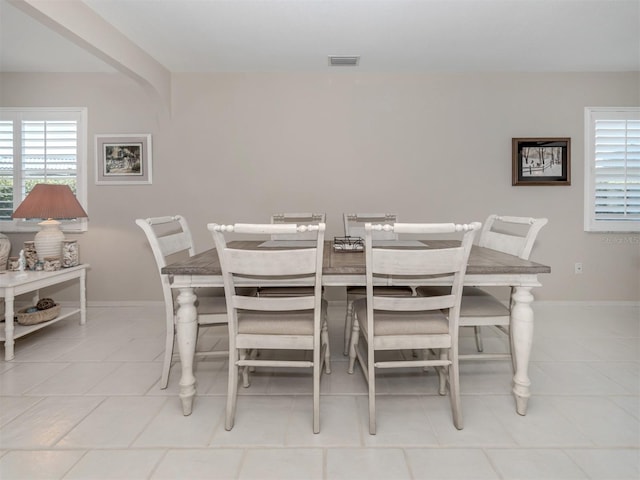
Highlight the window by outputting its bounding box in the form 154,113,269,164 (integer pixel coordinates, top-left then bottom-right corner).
584,107,640,232
0,108,88,232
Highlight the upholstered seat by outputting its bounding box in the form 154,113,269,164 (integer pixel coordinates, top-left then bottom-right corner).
354,300,449,335
237,301,328,335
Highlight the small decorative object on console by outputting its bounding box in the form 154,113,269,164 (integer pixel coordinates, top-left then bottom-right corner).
16,297,60,325
62,240,79,268
0,232,10,270
8,257,19,271
23,241,38,270
44,257,61,271
333,236,364,252
36,298,56,310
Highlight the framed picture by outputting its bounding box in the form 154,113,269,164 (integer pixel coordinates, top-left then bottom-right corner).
95,134,152,185
512,137,570,186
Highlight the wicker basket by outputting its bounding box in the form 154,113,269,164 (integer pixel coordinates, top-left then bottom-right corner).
16,304,61,326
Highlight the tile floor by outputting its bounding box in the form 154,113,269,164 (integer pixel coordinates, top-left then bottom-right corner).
0,302,638,479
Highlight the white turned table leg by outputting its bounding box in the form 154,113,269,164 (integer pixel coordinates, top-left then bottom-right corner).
175,287,198,416
511,286,534,415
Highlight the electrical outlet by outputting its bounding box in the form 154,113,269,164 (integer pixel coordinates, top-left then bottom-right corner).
575,262,583,274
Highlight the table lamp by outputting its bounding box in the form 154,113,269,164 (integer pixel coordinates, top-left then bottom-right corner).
12,184,88,262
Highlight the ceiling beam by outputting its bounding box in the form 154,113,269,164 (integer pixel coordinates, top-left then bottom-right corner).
8,0,171,109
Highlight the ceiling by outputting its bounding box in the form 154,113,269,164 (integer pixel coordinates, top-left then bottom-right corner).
1,0,639,74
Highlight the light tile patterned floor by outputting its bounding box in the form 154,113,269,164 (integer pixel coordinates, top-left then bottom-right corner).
0,302,638,479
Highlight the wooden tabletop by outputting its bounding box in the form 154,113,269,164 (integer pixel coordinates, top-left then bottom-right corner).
162,241,551,276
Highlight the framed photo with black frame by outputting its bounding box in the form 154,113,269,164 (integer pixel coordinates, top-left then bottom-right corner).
512,137,570,186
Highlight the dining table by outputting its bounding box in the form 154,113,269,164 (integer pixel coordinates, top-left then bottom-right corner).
162,240,551,417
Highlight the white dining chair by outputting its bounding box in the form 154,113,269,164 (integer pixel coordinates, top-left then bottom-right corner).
136,215,234,389
258,213,326,297
348,221,480,433
209,221,330,433
270,213,325,240
418,214,548,364
341,213,413,355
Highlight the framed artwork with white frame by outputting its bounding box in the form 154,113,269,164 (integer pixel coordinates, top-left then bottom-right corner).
95,134,152,185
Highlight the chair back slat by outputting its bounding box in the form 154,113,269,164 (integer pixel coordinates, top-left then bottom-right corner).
223,247,318,276
234,294,315,311
478,214,548,259
374,294,456,312
156,231,192,258
373,248,467,276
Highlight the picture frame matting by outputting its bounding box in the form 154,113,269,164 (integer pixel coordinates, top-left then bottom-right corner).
95,134,152,185
512,137,571,186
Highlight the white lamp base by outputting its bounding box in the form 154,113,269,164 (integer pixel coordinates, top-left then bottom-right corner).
34,219,64,261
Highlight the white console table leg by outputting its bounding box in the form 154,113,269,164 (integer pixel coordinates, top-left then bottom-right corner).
511,286,535,415
80,269,87,325
3,290,15,361
175,287,198,416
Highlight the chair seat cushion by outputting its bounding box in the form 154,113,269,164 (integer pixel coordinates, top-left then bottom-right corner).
417,286,509,317
195,295,228,315
258,286,317,297
198,287,256,297
194,287,225,297
347,286,413,297
238,299,328,335
353,298,449,335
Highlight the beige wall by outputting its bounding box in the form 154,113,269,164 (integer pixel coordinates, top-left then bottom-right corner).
1,71,639,303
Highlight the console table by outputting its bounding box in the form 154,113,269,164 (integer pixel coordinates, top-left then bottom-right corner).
0,264,89,361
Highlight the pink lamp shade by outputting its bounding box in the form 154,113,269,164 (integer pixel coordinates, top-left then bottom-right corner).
12,184,88,261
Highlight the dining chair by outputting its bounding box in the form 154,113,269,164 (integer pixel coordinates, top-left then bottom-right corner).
209,221,331,433
269,213,325,240
418,214,548,364
348,221,480,433
341,213,413,355
343,213,398,240
258,212,326,297
136,215,236,389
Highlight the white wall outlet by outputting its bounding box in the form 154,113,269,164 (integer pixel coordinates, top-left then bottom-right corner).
575,262,583,274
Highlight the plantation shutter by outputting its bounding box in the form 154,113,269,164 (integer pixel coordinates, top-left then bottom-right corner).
585,108,640,232
0,121,14,220
22,120,78,187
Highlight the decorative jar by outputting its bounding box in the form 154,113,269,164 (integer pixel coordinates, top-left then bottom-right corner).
62,240,79,268
23,241,38,270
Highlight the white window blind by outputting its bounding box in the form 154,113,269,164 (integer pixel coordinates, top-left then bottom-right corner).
22,120,79,186
0,120,14,221
0,108,87,232
585,107,640,232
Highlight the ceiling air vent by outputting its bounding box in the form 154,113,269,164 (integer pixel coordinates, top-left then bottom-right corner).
328,55,360,67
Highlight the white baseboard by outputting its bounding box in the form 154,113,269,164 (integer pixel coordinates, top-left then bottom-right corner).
533,300,640,308
79,299,639,309
85,300,165,308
